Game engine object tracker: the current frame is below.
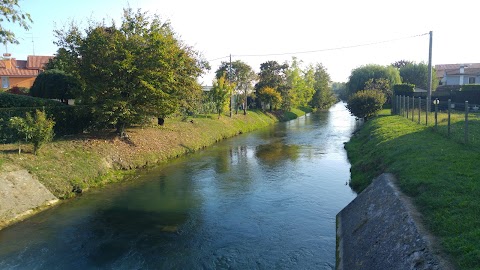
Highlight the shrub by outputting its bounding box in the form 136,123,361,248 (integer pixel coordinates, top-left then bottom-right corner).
346,90,386,120
460,84,480,92
9,110,55,155
393,83,415,96
30,69,82,104
7,86,30,95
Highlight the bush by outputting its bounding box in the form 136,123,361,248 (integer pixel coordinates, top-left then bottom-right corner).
7,86,30,95
30,69,82,104
346,90,386,120
9,110,55,155
0,92,65,108
461,84,480,92
393,83,415,96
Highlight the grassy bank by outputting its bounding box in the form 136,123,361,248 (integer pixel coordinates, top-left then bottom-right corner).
345,111,480,269
0,108,311,199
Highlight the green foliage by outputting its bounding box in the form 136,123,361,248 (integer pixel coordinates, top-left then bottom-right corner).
9,110,55,155
0,92,65,108
257,87,282,111
332,82,348,100
210,75,233,116
215,60,256,115
346,90,386,120
286,58,315,108
393,83,415,95
6,86,29,95
461,84,480,92
364,78,392,103
310,63,336,109
30,69,82,103
347,64,401,96
399,62,437,90
255,61,290,110
51,8,207,135
0,0,32,44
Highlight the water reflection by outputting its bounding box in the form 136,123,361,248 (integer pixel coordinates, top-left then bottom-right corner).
0,102,358,269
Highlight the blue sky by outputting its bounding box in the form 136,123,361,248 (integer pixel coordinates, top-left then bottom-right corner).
5,0,480,84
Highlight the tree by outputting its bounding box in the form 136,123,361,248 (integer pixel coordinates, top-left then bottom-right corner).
257,86,282,111
364,78,392,103
0,0,32,44
9,110,55,155
399,62,438,90
346,64,401,96
215,60,256,115
52,8,207,136
30,69,82,104
255,61,290,111
346,90,386,120
286,58,315,108
332,82,348,101
391,60,413,69
310,63,336,109
210,75,233,117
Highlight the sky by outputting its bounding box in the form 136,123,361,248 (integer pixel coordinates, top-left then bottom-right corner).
4,0,480,84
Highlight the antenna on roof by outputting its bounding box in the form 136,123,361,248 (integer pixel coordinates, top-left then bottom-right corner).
24,33,39,56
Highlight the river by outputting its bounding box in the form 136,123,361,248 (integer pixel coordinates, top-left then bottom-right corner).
0,102,358,269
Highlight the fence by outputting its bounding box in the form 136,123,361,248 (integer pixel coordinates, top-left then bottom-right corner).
392,95,480,147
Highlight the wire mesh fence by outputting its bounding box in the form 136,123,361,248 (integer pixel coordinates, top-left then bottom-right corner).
392,95,480,148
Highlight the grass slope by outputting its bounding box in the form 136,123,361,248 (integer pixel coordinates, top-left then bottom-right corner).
345,111,480,269
0,109,311,199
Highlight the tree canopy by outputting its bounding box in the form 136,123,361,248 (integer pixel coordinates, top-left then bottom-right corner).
0,0,32,44
50,8,207,135
398,62,438,90
255,61,290,111
215,60,256,115
30,69,82,104
346,64,401,96
310,63,336,109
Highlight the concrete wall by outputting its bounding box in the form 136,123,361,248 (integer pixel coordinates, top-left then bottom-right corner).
336,174,453,270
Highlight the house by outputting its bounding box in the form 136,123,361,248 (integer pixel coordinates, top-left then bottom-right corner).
435,63,480,86
0,54,53,90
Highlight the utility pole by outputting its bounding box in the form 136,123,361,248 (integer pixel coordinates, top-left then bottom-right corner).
427,31,433,114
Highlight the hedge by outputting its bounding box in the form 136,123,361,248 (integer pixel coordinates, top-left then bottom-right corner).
393,83,415,96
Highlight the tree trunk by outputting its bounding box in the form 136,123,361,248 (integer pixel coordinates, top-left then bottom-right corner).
116,122,127,138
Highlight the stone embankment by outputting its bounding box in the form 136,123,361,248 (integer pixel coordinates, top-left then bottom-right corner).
336,173,454,270
0,166,58,230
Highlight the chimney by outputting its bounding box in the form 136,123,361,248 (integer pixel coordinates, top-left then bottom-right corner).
2,53,12,69
460,65,465,74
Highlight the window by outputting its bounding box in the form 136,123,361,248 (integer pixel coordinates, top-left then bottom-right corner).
1,77,9,89
469,77,476,84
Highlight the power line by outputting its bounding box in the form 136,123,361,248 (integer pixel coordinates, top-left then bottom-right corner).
208,32,429,61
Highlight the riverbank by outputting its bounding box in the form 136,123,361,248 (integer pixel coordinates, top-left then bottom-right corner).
345,111,480,269
0,108,311,230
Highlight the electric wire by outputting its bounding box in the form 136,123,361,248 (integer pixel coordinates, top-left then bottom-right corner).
207,32,429,62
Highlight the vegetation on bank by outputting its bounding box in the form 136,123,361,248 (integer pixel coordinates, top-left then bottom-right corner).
345,111,480,269
0,108,311,199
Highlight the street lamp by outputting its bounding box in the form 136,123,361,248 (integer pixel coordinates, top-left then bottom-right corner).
433,99,440,129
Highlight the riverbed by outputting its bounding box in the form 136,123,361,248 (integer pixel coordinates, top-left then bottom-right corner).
0,102,358,269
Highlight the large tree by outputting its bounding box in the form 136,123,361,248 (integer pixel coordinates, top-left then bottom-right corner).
399,62,438,90
346,64,401,96
215,60,256,115
0,0,32,44
51,8,207,136
310,63,336,109
286,58,315,108
255,61,290,111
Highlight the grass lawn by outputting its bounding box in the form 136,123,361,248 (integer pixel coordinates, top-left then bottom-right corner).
345,111,480,269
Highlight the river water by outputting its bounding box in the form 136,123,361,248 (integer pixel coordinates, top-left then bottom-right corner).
0,102,358,269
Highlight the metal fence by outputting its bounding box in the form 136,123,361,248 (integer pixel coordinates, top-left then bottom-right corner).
392,95,480,147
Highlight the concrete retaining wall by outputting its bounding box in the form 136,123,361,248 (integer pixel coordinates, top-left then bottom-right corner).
336,173,453,270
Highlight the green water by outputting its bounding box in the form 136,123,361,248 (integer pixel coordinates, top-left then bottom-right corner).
0,102,358,269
